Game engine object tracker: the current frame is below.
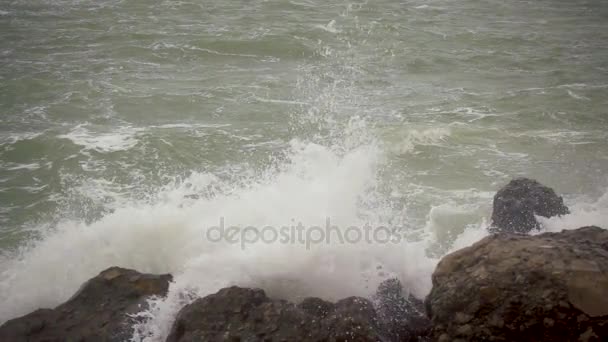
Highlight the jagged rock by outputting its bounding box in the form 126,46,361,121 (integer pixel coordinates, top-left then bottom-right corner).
426,226,608,341
322,296,382,341
166,286,385,342
490,178,569,233
0,267,172,342
298,296,334,318
374,278,431,341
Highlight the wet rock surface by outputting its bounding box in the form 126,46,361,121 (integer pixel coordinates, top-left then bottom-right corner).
166,286,385,342
166,279,432,342
426,226,608,341
0,267,172,342
490,178,569,233
374,278,431,341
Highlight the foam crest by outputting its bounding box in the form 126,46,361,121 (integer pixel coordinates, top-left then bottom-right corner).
0,139,437,341
58,124,143,153
539,190,608,233
390,127,451,154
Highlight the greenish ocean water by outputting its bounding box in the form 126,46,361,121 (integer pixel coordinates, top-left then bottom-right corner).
0,0,607,338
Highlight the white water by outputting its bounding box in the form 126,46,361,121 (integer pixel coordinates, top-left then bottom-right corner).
0,137,430,323
58,124,143,153
1,125,607,341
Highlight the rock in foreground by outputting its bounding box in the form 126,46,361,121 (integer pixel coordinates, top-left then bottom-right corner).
491,178,569,233
167,278,430,342
0,267,429,342
374,278,431,341
0,267,172,342
426,226,608,341
167,286,384,342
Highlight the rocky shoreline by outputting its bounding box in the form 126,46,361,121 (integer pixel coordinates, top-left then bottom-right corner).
1,178,606,341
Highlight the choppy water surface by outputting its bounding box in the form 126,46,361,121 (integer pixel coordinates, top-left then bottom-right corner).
0,0,607,339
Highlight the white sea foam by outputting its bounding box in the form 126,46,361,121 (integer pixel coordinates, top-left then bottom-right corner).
58,124,143,153
150,123,231,130
315,20,342,34
538,191,608,233
0,132,43,146
0,139,435,338
7,127,603,341
4,163,41,171
390,126,451,154
566,89,590,101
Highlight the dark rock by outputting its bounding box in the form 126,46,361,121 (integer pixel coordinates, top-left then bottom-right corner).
166,286,386,342
298,297,334,318
426,226,608,341
322,296,382,341
490,178,569,233
374,278,431,341
0,267,172,342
